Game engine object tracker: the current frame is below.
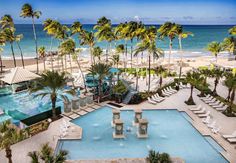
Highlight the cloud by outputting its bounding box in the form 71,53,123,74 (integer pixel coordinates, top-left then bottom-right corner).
183,16,194,20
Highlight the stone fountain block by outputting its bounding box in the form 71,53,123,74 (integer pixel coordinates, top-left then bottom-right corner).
64,100,71,113
137,118,148,138
79,94,87,108
133,109,142,126
71,97,80,111
113,119,125,139
111,109,120,127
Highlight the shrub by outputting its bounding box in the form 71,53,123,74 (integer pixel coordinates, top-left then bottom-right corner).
146,150,172,163
113,80,128,94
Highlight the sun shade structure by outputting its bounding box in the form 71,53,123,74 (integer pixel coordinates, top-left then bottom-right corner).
0,67,40,84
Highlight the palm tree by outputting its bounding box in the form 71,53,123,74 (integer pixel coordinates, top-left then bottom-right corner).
71,21,83,36
92,46,103,62
206,41,223,63
2,28,17,67
221,37,236,59
28,143,68,163
185,71,204,105
72,48,87,93
0,120,27,163
175,24,193,79
0,30,6,73
155,66,167,88
30,71,74,120
111,54,120,80
0,15,14,29
134,28,164,92
38,46,46,71
229,26,236,35
15,34,25,68
158,22,177,74
228,76,236,114
79,30,95,64
224,72,235,102
20,3,42,73
210,68,224,96
88,63,111,103
115,44,125,68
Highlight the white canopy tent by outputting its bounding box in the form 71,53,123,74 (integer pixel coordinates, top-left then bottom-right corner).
0,67,40,84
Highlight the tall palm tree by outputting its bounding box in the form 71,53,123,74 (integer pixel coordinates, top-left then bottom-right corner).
228,76,236,113
71,21,83,36
206,41,223,63
0,120,27,163
15,34,25,68
155,66,167,88
0,15,14,29
134,27,164,93
185,71,204,105
28,143,68,163
72,48,87,93
20,3,42,73
210,68,224,96
0,30,6,73
30,71,74,120
88,63,111,103
79,30,95,64
2,28,17,67
92,46,103,62
158,22,177,74
175,24,193,79
224,71,235,102
115,44,125,68
38,46,46,71
111,54,120,80
221,36,236,59
229,26,236,35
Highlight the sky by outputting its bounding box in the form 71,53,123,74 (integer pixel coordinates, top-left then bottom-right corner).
0,0,236,25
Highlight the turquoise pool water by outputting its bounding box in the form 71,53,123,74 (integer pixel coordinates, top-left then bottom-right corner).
0,88,73,123
55,106,227,163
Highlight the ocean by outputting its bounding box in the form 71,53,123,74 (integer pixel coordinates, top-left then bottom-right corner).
0,24,234,59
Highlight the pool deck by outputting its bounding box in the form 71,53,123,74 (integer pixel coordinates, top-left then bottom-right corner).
0,89,236,163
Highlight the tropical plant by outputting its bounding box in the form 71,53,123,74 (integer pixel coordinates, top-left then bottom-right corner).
155,66,167,88
221,36,236,59
28,143,68,163
38,46,46,70
185,71,204,105
88,63,111,103
30,71,75,119
198,67,211,85
0,15,14,29
20,3,42,73
0,120,27,163
111,54,120,80
71,21,82,36
0,30,6,72
206,41,223,63
92,46,103,62
229,26,236,35
224,71,235,102
115,44,125,68
210,68,224,96
158,22,177,74
146,150,172,163
175,24,193,79
15,34,25,68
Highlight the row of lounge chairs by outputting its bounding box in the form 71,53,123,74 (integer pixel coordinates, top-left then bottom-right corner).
176,82,191,89
222,130,236,143
200,95,228,112
148,93,165,104
161,86,177,96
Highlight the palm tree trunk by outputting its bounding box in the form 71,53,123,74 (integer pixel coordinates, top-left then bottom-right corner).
50,37,54,71
213,78,218,95
10,43,16,67
130,39,133,69
159,75,163,88
98,79,102,103
68,53,73,73
226,88,232,101
168,39,173,74
16,42,25,68
178,37,183,81
229,89,235,113
188,85,194,103
32,18,39,73
75,59,87,93
148,53,151,93
125,41,128,69
51,94,57,120
0,54,3,73
5,146,12,163
123,52,125,69
106,44,109,62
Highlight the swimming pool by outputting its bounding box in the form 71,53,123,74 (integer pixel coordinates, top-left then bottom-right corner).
55,106,227,163
0,88,73,123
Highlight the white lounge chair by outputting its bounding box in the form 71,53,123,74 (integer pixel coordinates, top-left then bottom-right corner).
161,90,171,97
163,88,173,95
153,95,165,102
189,105,202,111
212,102,224,108
227,138,236,143
151,96,163,103
167,86,177,93
209,100,220,106
193,108,206,114
148,97,157,105
212,126,221,134
205,98,217,104
198,111,210,118
200,94,210,100
222,131,236,139
207,121,216,129
155,93,165,100
202,116,211,124
180,82,187,88
216,105,228,112
202,96,214,102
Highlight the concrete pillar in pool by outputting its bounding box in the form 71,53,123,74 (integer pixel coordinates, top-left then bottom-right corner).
111,109,120,127
71,97,80,111
63,100,71,113
113,119,125,139
79,94,87,108
86,92,94,105
133,109,142,126
137,118,148,138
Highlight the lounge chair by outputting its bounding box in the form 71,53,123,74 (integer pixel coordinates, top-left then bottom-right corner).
189,105,202,111
167,86,177,93
212,102,224,108
227,138,236,143
193,108,206,114
161,90,171,97
205,98,217,104
148,97,157,105
154,94,165,101
207,121,216,129
180,82,187,88
222,130,236,139
215,105,228,112
212,126,221,134
202,96,214,102
198,111,210,118
202,116,211,124
208,100,221,106
200,94,210,100
163,88,173,95
152,95,165,102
